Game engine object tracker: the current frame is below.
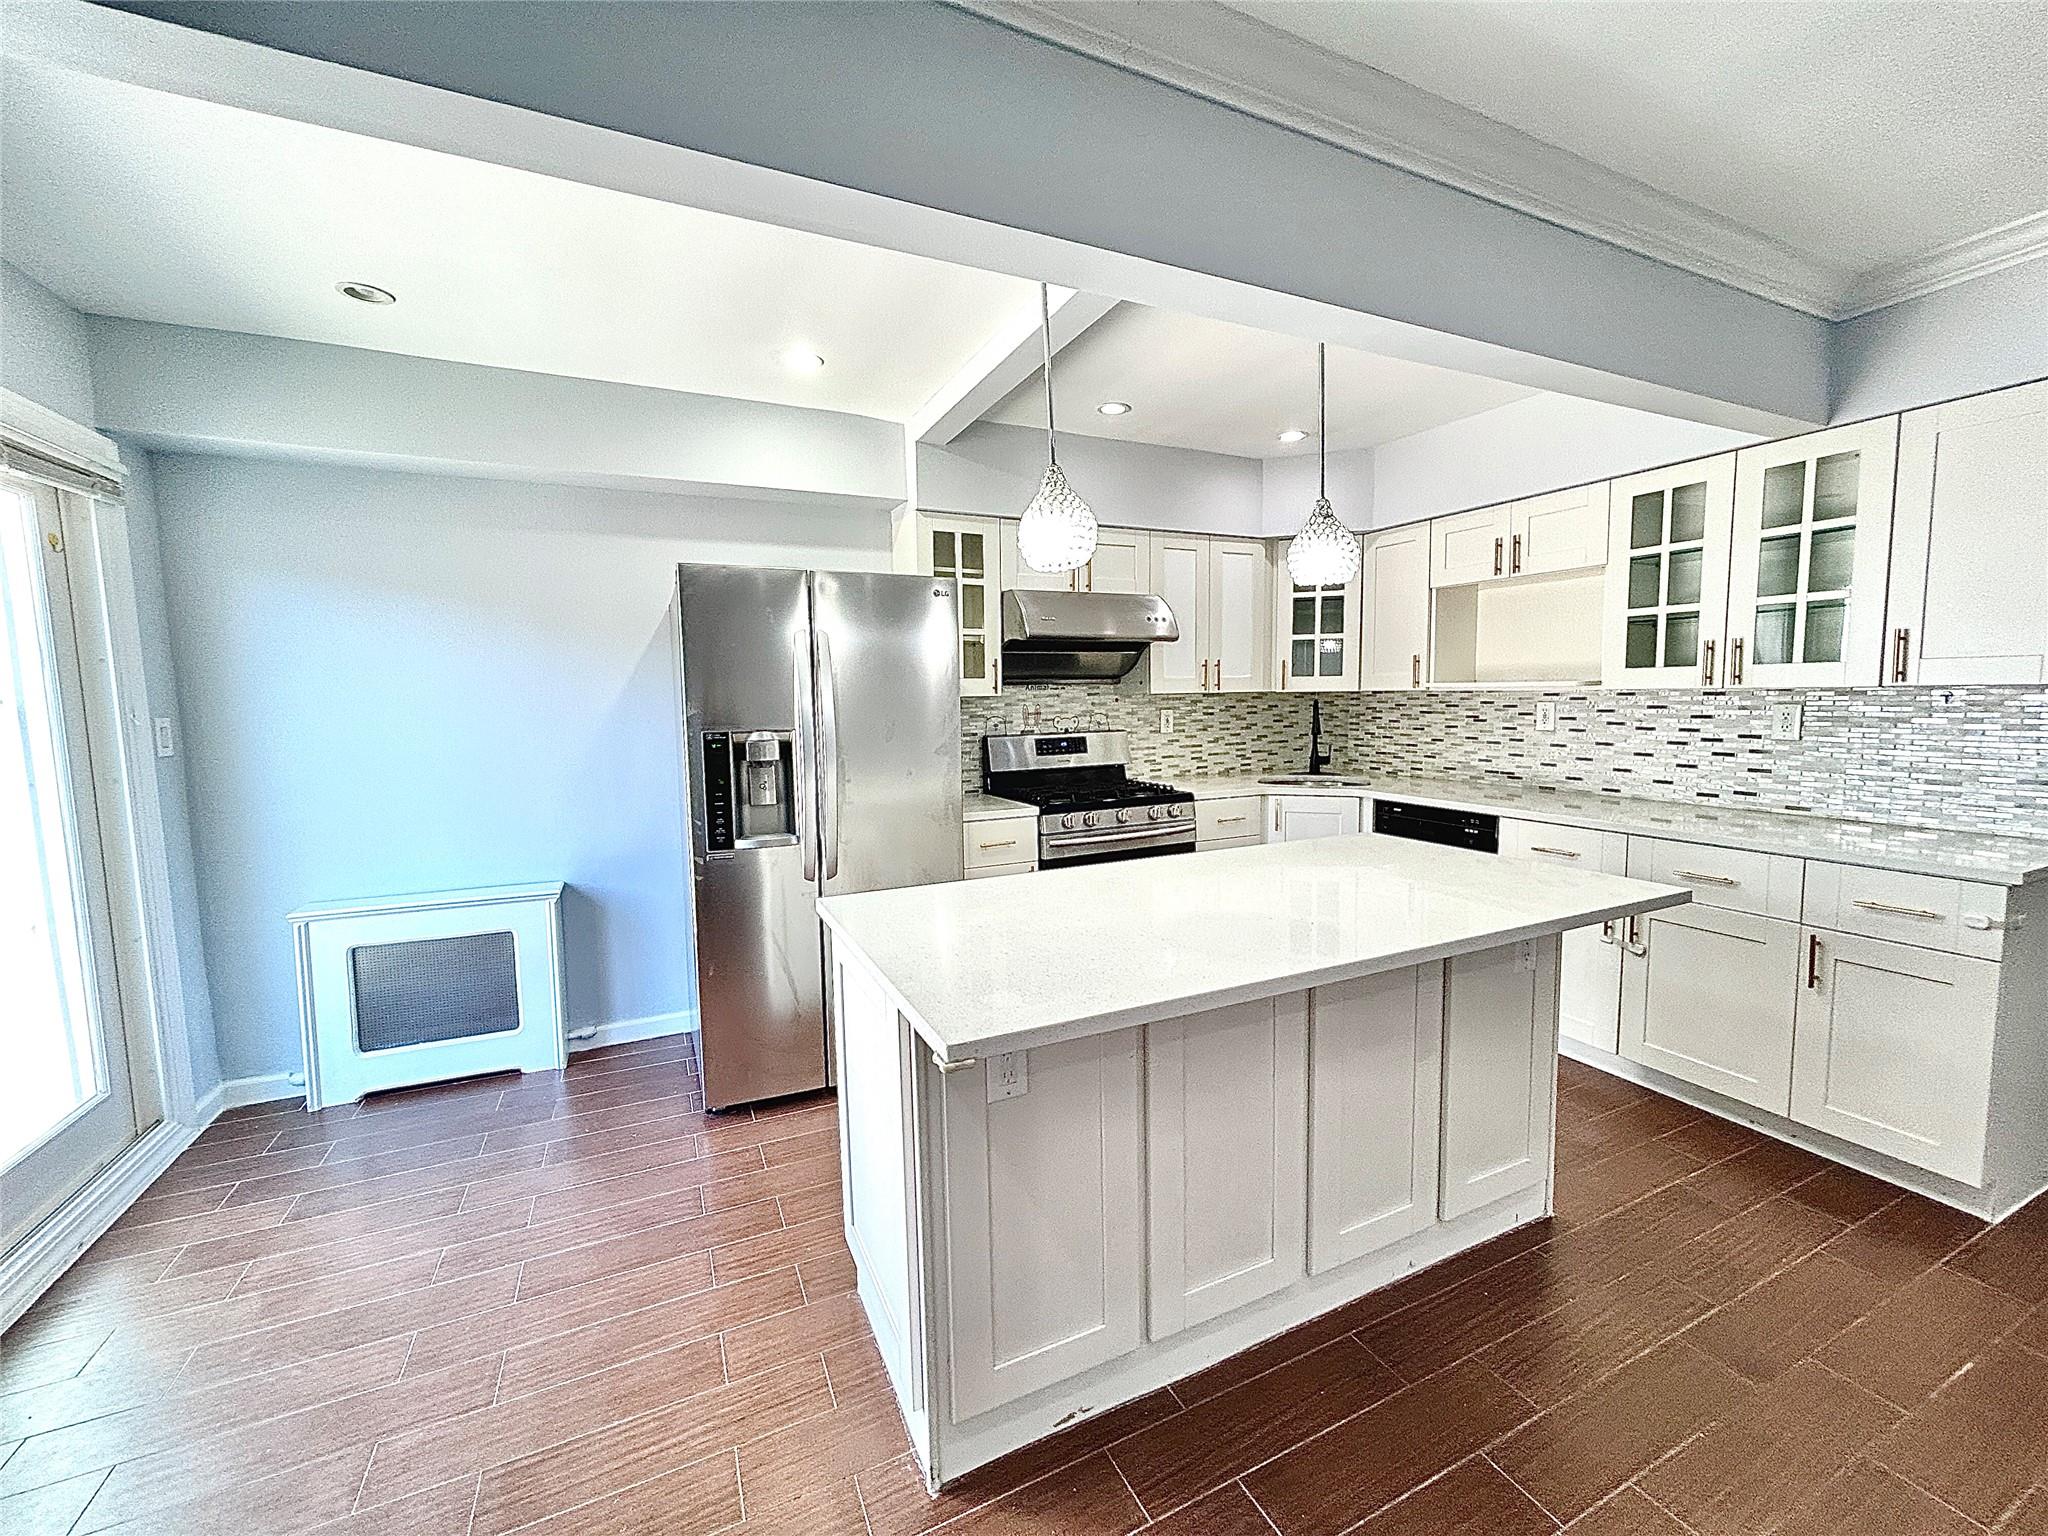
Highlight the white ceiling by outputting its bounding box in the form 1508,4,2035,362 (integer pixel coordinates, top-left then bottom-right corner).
986,304,1534,458
0,61,1042,420
974,1,2048,317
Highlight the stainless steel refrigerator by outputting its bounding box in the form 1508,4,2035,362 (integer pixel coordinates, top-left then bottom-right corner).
672,564,963,1110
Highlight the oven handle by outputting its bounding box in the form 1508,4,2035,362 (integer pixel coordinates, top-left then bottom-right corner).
1042,826,1194,850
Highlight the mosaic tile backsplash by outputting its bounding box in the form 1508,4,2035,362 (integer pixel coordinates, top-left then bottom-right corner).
963,681,2048,839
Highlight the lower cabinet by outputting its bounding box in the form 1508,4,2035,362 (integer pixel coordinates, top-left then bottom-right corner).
936,1030,1143,1420
1619,903,1802,1114
1440,941,1557,1219
1146,996,1308,1337
1500,820,1628,1053
1791,931,2001,1184
1267,794,1363,843
1307,967,1443,1272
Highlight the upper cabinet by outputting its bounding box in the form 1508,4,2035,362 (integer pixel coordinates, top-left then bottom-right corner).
923,513,1001,696
1885,382,2047,686
1601,455,1737,688
1000,521,1151,596
1726,418,1898,688
1430,503,1513,587
1431,486,1608,588
1150,534,1270,694
1360,524,1432,691
1277,563,1360,691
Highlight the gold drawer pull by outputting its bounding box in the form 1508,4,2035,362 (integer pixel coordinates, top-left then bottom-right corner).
1215,815,1248,825
1851,898,1943,921
1530,846,1581,859
1673,868,1739,887
977,838,1018,851
933,1054,979,1074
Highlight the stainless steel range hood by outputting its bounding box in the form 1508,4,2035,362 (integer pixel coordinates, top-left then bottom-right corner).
999,590,1179,681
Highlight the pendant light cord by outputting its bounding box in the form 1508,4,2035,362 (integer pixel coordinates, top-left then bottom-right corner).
1040,282,1058,468
1318,341,1327,501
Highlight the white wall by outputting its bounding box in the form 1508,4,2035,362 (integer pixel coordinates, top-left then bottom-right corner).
1829,260,2048,422
149,453,891,1081
1365,394,1761,529
2,260,96,423
1260,448,1374,537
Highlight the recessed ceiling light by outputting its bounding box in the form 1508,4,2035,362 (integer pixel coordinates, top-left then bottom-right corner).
780,346,827,373
336,281,396,305
1277,429,1308,444
1096,401,1132,417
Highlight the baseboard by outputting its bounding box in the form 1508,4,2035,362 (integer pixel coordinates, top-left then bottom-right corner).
566,1008,697,1054
194,1072,304,1121
0,1117,201,1332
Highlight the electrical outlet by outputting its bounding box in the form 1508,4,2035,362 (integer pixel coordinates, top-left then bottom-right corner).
1158,709,1175,734
1533,701,1558,731
986,1051,1029,1103
1770,702,1804,741
152,717,177,758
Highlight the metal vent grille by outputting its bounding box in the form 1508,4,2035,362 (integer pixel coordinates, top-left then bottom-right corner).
349,931,519,1053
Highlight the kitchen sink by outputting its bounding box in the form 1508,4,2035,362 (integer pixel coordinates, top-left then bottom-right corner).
1257,775,1372,787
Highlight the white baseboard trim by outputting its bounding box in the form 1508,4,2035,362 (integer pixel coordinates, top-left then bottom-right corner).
194,1072,304,1121
566,1009,698,1054
1,1117,201,1332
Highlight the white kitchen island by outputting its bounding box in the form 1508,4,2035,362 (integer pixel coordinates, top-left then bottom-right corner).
816,834,1689,1490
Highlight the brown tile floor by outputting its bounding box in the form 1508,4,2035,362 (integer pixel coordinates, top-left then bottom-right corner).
3,1043,2046,1535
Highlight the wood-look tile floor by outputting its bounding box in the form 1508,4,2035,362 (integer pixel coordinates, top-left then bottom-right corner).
5,1043,2047,1536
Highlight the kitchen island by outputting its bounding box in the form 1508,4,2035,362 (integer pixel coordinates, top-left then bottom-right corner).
817,834,1689,1490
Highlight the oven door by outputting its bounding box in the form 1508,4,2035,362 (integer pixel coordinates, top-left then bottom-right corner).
1039,822,1196,868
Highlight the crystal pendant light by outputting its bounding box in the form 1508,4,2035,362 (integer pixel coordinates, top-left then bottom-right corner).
1286,342,1361,586
1017,283,1098,573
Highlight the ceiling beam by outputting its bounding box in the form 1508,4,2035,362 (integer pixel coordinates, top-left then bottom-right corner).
908,289,1119,445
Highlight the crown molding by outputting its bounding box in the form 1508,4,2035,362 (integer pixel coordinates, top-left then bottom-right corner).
956,1,2044,324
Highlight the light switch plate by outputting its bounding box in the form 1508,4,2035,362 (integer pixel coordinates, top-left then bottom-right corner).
152,717,177,758
986,1051,1029,1102
1158,709,1175,734
1770,702,1803,741
1533,701,1558,731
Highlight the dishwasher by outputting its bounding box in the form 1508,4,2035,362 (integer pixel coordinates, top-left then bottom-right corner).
1372,797,1500,854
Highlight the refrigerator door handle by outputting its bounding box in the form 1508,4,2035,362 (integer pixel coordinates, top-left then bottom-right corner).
793,642,817,883
816,627,842,882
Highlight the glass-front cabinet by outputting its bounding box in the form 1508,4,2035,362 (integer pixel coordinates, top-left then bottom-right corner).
1277,567,1360,691
1601,455,1736,687
1726,419,1898,687
923,512,1000,696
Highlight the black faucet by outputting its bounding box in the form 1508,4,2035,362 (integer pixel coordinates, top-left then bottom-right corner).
1306,698,1332,776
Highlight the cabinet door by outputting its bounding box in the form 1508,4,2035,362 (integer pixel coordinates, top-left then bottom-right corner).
1887,382,2048,686
1602,456,1737,688
1432,503,1513,587
999,518,1074,594
1278,566,1361,691
1727,418,1898,687
937,1030,1143,1421
1309,966,1443,1273
1440,939,1557,1220
1360,523,1432,690
1790,931,1998,1184
1147,995,1308,1336
1084,527,1151,594
1209,538,1271,692
924,515,1001,696
1500,821,1627,1054
1148,534,1209,694
1512,484,1610,577
1268,795,1362,843
1619,904,1800,1113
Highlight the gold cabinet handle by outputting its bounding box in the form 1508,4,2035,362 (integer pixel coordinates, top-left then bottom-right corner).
1411,653,1422,688
1281,656,1288,688
1201,658,1210,690
1892,627,1911,683
1730,637,1744,685
1511,533,1523,573
1493,536,1504,576
1216,815,1247,825
1624,914,1648,956
1673,868,1740,887
1851,898,1943,921
1702,638,1716,688
1807,933,1822,989
1598,919,1618,946
933,1053,979,1074
1530,846,1582,860
976,837,1018,851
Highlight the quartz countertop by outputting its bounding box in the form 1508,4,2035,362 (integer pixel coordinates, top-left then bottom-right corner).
820,834,1688,1062
1175,774,2048,887
963,791,1035,823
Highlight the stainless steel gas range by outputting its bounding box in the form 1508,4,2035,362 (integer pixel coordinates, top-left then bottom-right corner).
982,731,1195,867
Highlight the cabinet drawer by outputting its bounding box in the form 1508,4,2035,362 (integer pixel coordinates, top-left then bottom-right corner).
1803,863,2009,960
1630,837,1803,919
966,861,1035,881
963,816,1037,872
1500,818,1607,866
1196,797,1262,844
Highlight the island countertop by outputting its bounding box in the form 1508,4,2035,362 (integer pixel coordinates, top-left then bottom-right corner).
819,833,1689,1062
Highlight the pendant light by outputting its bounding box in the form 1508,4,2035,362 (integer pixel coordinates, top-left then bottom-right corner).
1286,342,1361,586
1016,282,1099,573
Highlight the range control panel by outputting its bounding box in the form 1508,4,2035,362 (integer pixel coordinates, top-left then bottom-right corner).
702,731,735,852
1033,734,1092,757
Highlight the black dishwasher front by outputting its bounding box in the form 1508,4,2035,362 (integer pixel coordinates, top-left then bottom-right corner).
1372,798,1500,854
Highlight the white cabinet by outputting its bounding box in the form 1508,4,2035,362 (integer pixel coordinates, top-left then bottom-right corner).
1148,534,1270,694
935,1030,1143,1420
1500,819,1628,1053
1619,902,1801,1114
923,514,1002,696
1513,484,1611,577
1439,939,1558,1219
1001,521,1151,596
1602,455,1737,688
1267,794,1362,843
964,815,1037,881
1277,566,1361,691
1308,967,1443,1272
1886,381,2048,686
1790,930,2000,1185
1360,523,1432,690
1195,796,1262,851
1431,503,1513,587
1146,996,1308,1337
1726,417,1898,687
